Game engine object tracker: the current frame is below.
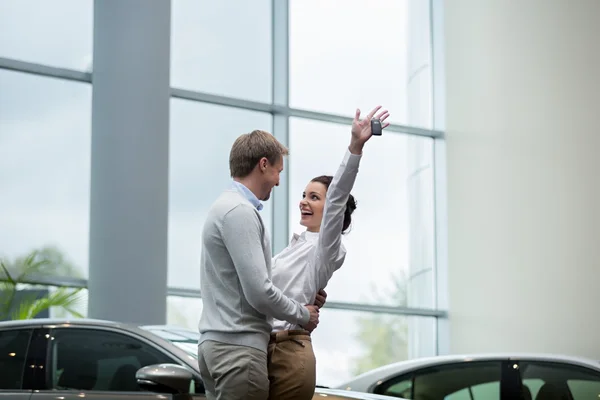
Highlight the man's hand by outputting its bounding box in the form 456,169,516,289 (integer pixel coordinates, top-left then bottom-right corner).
314,289,328,309
349,105,391,154
303,305,320,332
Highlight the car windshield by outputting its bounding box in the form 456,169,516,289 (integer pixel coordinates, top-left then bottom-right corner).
142,326,200,359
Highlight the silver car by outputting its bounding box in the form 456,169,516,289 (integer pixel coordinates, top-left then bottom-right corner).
334,353,600,399
0,318,400,400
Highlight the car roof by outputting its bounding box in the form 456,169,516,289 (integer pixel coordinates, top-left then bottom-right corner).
0,318,130,329
0,318,183,331
0,318,196,344
336,353,600,392
316,387,406,399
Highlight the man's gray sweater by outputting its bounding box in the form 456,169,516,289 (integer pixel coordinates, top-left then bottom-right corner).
198,189,310,353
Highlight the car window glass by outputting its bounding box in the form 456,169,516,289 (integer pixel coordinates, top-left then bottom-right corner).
445,388,471,399
522,378,544,399
518,361,600,400
445,381,501,400
417,363,501,400
471,381,500,398
49,328,177,392
380,362,502,400
382,378,412,398
0,329,31,390
567,380,600,399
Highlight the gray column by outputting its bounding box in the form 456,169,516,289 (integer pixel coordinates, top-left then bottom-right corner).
88,0,171,324
446,0,600,357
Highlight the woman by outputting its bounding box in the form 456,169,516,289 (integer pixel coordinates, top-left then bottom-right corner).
267,105,390,400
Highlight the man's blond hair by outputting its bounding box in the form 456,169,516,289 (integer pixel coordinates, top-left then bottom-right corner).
229,130,289,178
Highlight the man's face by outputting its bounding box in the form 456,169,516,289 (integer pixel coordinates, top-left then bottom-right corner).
260,155,283,201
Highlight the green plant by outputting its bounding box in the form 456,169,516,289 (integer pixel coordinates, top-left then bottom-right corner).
0,250,84,321
351,270,409,376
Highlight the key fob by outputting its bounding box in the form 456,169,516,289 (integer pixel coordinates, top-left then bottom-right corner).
371,118,382,136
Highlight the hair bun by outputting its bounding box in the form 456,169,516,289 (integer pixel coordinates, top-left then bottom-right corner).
346,194,357,214
342,194,357,234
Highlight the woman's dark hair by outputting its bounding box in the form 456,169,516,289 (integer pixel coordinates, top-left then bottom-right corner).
311,175,357,234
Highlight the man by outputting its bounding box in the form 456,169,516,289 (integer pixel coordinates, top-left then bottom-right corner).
198,129,321,400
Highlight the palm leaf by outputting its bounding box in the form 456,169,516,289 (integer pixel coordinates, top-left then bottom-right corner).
0,260,14,282
0,279,15,305
0,261,17,320
1,251,50,320
13,251,51,283
7,291,40,320
62,307,85,319
10,287,85,320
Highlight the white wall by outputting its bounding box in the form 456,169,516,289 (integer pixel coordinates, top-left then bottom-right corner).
445,0,600,357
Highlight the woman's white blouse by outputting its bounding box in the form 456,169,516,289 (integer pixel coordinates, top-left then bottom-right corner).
270,148,362,332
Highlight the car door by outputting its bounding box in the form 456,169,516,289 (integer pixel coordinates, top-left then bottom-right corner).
28,326,206,400
0,327,35,399
372,360,521,400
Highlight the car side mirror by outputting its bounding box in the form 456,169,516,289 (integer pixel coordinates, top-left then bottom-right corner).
136,363,193,394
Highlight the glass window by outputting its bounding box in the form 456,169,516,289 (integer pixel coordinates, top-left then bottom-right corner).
382,378,412,398
446,381,500,400
310,308,436,387
568,380,600,399
517,361,600,400
378,361,502,399
169,99,273,289
166,296,204,333
289,117,435,307
0,329,31,390
49,288,89,319
406,0,434,129
521,378,544,399
471,381,501,398
170,0,272,102
49,328,176,392
0,71,91,279
289,0,432,127
0,0,93,70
